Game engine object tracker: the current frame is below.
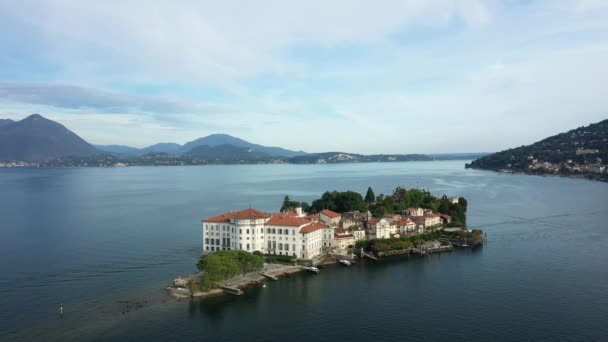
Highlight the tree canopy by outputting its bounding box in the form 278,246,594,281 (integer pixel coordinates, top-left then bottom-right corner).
365,186,375,203
196,250,263,291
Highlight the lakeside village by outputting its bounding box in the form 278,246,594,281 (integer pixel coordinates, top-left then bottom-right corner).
168,187,485,298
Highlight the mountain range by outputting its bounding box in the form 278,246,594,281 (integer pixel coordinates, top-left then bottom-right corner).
0,114,489,165
95,133,305,157
466,119,608,181
0,114,98,162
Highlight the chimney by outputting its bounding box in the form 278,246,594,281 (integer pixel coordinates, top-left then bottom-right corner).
296,207,303,217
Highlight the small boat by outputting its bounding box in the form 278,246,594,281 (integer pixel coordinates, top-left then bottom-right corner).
304,266,320,274
339,259,351,266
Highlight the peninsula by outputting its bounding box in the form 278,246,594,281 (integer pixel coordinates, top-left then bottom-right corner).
466,119,608,182
170,187,484,297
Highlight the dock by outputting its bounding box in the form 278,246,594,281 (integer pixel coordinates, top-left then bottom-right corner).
221,286,244,296
303,266,320,274
363,252,379,261
259,272,278,281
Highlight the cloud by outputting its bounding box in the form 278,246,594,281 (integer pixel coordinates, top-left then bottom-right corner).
0,0,493,90
1,1,607,153
0,82,220,116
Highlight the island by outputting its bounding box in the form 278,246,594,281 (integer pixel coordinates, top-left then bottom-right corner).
466,119,608,182
168,186,484,298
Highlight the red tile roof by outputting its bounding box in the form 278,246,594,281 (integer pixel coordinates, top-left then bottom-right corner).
320,209,341,218
299,221,328,234
266,214,311,227
305,214,320,221
203,208,271,222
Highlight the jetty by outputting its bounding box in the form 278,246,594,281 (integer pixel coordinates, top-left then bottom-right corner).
362,252,379,261
259,272,278,281
221,286,244,296
303,266,320,274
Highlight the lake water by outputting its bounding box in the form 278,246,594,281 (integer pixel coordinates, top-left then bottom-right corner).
1,161,607,341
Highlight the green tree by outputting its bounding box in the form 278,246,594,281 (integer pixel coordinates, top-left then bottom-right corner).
187,279,197,297
365,186,375,203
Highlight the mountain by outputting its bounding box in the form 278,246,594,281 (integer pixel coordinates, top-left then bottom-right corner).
181,133,306,157
466,119,608,181
185,144,276,163
95,144,142,156
0,114,99,162
0,119,14,128
141,143,181,154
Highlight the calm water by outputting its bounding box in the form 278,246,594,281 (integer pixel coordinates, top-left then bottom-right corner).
1,161,607,341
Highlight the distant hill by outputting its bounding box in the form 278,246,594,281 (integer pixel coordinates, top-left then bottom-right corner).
96,134,304,157
185,144,276,162
0,114,99,162
141,143,181,154
181,133,307,157
95,144,142,156
0,119,14,127
466,119,608,181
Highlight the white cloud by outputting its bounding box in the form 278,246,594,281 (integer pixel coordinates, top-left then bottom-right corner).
0,1,607,153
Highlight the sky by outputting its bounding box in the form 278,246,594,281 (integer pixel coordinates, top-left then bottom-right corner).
0,0,607,153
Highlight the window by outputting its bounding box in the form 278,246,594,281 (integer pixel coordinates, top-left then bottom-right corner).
239,229,242,234
279,243,283,251
293,244,296,251
285,244,289,251
246,229,250,234
205,238,209,244
292,230,295,235
285,229,289,235
247,244,250,250
216,239,220,245
278,229,282,234
267,228,270,233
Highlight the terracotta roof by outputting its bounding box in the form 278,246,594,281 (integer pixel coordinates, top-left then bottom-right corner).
320,209,341,218
299,221,327,234
305,214,320,221
203,208,271,222
334,234,354,239
266,214,310,227
367,218,379,225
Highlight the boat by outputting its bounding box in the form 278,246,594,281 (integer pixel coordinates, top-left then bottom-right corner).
304,266,320,274
339,259,351,266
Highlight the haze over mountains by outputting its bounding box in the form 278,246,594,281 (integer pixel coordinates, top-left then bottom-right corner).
0,114,488,164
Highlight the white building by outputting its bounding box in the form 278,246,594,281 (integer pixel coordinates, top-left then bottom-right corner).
403,207,424,217
202,208,326,260
367,218,391,239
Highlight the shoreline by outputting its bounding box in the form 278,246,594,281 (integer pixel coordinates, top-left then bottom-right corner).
166,246,469,299
466,166,607,183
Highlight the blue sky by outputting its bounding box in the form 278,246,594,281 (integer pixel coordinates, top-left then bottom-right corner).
1,0,607,153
